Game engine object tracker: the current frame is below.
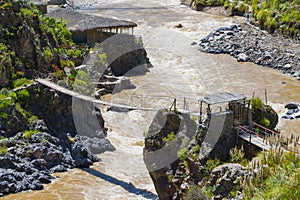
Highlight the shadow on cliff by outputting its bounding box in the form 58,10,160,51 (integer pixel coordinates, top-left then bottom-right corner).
82,168,158,200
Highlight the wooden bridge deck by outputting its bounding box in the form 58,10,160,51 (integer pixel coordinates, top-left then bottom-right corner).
35,79,200,116
237,125,272,151
238,129,271,151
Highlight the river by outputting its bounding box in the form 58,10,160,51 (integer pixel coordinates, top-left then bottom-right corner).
4,0,300,199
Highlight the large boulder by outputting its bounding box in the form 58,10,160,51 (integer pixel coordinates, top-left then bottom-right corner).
208,163,248,198
252,104,278,130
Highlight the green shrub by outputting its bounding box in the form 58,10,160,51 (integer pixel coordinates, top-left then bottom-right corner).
167,174,174,182
260,117,270,127
17,89,29,101
0,98,13,109
191,144,201,160
230,0,238,11
8,91,17,101
0,112,8,118
224,0,231,9
66,49,84,59
177,147,189,161
204,159,220,176
0,94,7,99
0,144,8,156
229,147,248,166
12,78,33,88
59,59,75,68
162,131,176,145
43,47,53,62
22,129,39,139
73,70,92,94
238,3,249,13
76,70,90,83
0,1,12,10
250,97,264,110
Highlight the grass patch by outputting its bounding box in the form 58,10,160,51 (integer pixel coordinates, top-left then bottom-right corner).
242,148,300,199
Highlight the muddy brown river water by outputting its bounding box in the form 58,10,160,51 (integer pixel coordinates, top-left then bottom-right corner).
4,0,300,199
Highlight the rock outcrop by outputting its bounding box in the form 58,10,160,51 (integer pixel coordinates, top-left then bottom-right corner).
143,109,197,200
79,34,152,96
143,109,242,199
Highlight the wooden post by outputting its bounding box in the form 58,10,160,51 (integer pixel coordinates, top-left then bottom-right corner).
237,128,239,145
93,30,96,42
249,109,253,129
252,91,255,99
132,27,134,35
265,89,268,105
100,28,103,41
183,97,186,110
247,100,250,125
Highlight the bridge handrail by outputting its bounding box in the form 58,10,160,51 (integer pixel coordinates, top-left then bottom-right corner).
252,122,277,135
238,125,300,154
238,125,266,138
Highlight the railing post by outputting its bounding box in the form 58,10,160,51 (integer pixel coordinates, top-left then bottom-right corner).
174,98,177,111
249,131,252,143
199,101,203,124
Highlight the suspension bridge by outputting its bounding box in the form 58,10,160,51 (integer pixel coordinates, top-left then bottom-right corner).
35,78,299,154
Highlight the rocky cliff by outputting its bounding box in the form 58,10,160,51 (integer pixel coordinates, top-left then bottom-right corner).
0,0,78,88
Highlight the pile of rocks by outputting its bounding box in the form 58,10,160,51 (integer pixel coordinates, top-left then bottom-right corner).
199,24,300,80
0,129,100,196
282,103,300,120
